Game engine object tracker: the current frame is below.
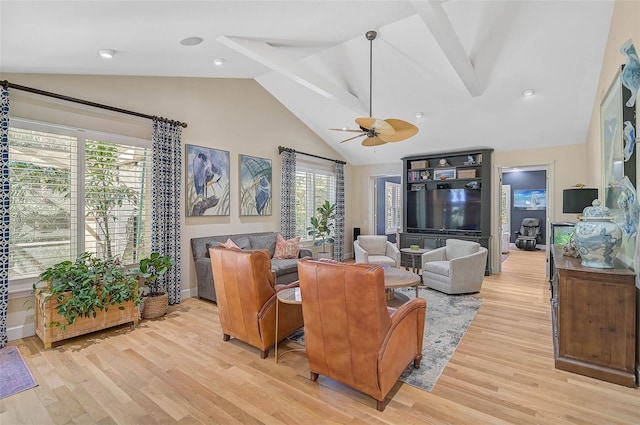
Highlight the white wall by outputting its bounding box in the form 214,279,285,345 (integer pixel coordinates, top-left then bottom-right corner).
1,73,353,341
585,0,640,275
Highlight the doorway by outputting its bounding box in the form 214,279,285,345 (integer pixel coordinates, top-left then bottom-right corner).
373,175,401,244
493,163,554,273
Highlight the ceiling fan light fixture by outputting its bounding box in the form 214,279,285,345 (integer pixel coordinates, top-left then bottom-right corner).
522,88,535,97
329,29,418,146
414,112,424,119
213,58,226,66
98,49,115,59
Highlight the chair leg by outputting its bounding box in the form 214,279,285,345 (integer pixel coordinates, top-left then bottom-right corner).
223,334,230,341
414,353,422,368
376,399,385,412
310,372,319,381
260,349,269,359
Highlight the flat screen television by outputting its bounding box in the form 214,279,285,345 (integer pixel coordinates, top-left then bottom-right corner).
406,188,481,232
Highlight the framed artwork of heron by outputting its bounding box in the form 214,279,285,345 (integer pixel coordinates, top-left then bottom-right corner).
239,154,272,216
186,144,230,216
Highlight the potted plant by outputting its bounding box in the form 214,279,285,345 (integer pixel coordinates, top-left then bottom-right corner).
33,252,141,349
307,200,338,259
137,252,175,319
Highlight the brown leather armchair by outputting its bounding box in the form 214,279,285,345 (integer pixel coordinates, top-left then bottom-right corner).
297,259,426,411
209,246,304,359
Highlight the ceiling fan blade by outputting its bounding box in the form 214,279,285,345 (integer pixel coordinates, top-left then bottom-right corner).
329,128,365,133
355,117,395,136
340,133,367,143
361,136,387,147
379,119,419,142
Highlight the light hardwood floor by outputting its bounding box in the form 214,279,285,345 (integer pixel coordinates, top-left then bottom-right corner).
2,248,639,424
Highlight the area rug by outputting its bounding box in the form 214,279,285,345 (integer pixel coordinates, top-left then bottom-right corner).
287,287,482,392
0,345,38,399
397,287,482,391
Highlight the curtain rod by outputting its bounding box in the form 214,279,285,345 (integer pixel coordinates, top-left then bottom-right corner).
278,146,346,165
1,80,188,128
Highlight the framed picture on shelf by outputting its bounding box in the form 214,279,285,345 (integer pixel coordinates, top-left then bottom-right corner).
433,168,456,180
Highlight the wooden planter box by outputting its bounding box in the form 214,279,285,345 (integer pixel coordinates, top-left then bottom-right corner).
35,291,139,349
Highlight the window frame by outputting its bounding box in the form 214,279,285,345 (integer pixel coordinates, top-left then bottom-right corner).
295,158,337,242
384,181,402,235
8,117,152,291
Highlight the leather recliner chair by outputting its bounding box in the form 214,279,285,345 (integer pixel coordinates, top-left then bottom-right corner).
209,246,304,358
297,259,426,411
514,218,543,250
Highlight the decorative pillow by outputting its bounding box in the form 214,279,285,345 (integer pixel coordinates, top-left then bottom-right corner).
273,234,300,259
218,238,240,249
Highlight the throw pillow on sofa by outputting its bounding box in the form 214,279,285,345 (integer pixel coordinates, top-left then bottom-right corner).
273,234,300,259
213,237,251,251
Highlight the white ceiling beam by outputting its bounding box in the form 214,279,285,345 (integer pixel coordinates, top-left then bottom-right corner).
411,0,482,97
217,35,366,115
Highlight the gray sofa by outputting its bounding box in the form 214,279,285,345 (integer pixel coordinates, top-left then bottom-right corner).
190,232,312,302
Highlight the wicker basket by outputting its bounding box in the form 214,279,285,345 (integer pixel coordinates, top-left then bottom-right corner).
141,293,168,319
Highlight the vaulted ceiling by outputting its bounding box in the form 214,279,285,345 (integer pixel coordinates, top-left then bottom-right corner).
0,1,615,165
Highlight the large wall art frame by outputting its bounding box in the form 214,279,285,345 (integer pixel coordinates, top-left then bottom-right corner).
185,144,230,217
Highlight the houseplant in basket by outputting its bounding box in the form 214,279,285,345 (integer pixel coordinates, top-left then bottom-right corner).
307,200,338,259
33,252,141,349
137,252,175,319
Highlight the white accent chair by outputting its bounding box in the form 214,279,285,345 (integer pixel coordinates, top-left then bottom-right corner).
421,239,488,294
354,235,401,267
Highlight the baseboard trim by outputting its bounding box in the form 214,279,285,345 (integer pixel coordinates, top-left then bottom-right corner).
8,287,197,343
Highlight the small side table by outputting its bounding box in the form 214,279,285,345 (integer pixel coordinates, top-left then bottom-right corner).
274,287,304,363
400,248,428,275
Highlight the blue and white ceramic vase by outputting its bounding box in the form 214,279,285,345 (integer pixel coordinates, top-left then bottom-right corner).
573,199,623,268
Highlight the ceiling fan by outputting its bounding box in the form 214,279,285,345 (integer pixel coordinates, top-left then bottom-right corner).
330,30,418,146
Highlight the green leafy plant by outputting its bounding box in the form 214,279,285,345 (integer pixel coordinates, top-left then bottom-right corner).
307,200,338,253
137,252,175,297
34,252,140,330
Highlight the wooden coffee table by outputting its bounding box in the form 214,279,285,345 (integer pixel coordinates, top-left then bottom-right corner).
383,267,421,305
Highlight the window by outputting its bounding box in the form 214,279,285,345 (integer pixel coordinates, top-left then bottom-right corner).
385,181,402,234
8,118,152,282
294,159,336,241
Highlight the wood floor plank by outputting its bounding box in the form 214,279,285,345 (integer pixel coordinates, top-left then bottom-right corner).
2,248,639,424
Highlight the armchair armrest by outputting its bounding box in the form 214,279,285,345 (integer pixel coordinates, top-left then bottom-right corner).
449,249,487,283
299,248,313,258
378,298,426,384
354,241,368,263
422,246,446,263
385,242,401,267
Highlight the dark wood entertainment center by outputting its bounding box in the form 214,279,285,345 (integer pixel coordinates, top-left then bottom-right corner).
399,149,493,274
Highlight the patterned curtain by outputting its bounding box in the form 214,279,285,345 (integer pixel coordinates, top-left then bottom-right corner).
0,87,9,348
151,120,182,304
333,162,345,261
280,150,297,239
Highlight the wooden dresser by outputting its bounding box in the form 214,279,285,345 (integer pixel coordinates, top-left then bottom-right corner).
550,245,637,387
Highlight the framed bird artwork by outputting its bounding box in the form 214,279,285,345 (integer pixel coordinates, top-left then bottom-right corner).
186,144,230,216
239,154,272,216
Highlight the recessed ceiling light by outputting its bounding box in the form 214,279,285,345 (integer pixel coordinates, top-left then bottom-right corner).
180,37,204,46
414,112,424,119
98,49,115,59
522,89,535,97
213,58,226,66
